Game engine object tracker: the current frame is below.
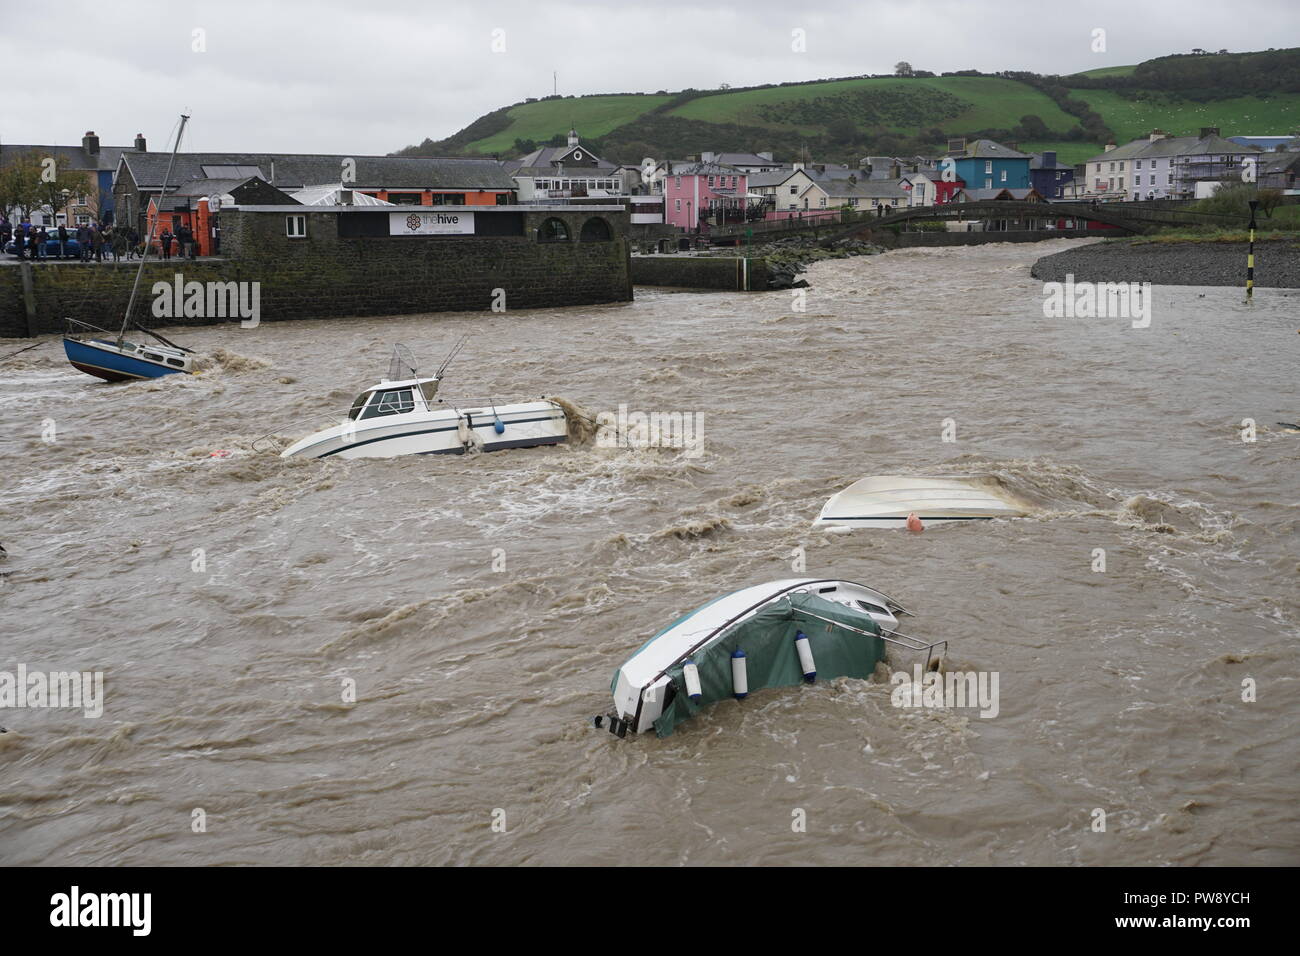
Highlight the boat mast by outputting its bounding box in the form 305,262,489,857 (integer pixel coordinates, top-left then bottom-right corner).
118,113,189,346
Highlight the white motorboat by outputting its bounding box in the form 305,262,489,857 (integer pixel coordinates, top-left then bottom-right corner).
279,343,568,460
815,475,1030,529
602,578,945,738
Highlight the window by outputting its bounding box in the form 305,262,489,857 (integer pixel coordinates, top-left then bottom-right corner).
984,178,992,189
1000,170,1007,182
675,199,681,211
674,177,681,187
1136,161,1142,169
286,215,306,238
359,388,414,420
1119,162,1125,171
537,217,570,241
984,160,992,174
707,176,715,187
819,198,826,207
789,185,798,195
579,217,612,241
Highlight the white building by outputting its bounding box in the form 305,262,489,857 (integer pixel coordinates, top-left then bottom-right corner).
505,129,626,202
1080,128,1262,201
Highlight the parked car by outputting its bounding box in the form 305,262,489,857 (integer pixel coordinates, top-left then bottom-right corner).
4,235,83,258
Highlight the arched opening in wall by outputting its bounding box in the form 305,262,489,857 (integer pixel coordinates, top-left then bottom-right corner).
579,217,612,241
537,218,570,242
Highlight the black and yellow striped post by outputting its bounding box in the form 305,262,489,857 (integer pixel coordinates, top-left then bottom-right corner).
1246,199,1259,304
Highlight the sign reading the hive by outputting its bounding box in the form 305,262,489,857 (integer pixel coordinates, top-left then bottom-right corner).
390,211,475,235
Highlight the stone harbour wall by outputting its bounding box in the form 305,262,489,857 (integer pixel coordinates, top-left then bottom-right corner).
1,206,633,338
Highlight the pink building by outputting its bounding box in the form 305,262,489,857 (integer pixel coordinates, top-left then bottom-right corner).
662,161,748,232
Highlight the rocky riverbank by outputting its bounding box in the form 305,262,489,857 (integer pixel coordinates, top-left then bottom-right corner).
1031,237,1300,288
757,235,889,289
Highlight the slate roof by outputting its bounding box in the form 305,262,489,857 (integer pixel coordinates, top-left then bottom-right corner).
811,178,909,200
119,152,516,190
671,161,744,177
948,139,1029,159
1029,152,1073,171
506,143,617,174
0,143,135,173
957,187,1043,201
1082,134,1262,165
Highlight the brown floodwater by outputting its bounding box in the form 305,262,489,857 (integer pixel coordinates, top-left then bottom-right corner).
1,238,1296,865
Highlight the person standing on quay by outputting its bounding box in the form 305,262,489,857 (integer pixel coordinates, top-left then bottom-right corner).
93,227,105,262
160,228,173,260
57,222,69,258
110,228,125,263
0,216,11,252
77,223,91,261
35,226,48,260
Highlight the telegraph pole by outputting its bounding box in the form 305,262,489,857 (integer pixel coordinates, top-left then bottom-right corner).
1246,199,1258,304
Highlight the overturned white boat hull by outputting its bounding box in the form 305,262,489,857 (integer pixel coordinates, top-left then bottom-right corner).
815,476,1029,528
281,400,567,460
609,578,908,735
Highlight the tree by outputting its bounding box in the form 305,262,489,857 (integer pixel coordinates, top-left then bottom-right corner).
34,168,92,224
894,61,915,77
0,150,46,221
1017,114,1049,138
827,118,859,144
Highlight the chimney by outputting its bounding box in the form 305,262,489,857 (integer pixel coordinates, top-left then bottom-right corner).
793,161,804,171
1104,142,1116,152
1199,126,1220,138
891,161,901,178
567,127,579,147
1148,129,1166,142
701,151,716,163
134,133,147,151
1043,150,1057,168
82,131,100,154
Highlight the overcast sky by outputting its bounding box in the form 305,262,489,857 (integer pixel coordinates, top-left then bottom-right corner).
3,0,1297,155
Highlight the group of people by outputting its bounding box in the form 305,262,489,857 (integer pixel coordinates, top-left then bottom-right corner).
0,216,199,262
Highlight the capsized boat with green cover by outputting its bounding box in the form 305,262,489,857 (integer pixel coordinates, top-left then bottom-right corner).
602,578,947,738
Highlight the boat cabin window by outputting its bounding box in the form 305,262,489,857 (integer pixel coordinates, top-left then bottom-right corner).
143,352,164,362
856,600,887,615
347,391,373,420
166,358,185,368
359,388,415,420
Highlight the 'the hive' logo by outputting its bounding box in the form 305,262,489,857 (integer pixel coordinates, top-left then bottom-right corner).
406,213,422,231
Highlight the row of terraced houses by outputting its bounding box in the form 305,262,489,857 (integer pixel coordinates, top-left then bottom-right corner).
4,123,1298,245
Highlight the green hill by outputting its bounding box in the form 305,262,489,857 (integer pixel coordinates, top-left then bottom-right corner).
399,48,1300,167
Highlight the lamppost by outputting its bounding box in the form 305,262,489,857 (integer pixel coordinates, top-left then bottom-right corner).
60,189,70,258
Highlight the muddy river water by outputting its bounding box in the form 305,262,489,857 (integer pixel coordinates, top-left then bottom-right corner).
1,238,1296,865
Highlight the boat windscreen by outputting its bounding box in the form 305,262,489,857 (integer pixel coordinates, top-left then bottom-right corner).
419,380,439,403
347,391,373,421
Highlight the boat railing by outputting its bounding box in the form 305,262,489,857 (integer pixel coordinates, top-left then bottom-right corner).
794,607,948,672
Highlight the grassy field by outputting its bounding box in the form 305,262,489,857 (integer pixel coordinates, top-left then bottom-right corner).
1069,64,1139,78
463,94,673,153
1067,89,1300,142
451,70,1299,164
666,75,1077,136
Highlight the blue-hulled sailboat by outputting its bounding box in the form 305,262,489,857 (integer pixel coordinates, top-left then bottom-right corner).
63,114,197,383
